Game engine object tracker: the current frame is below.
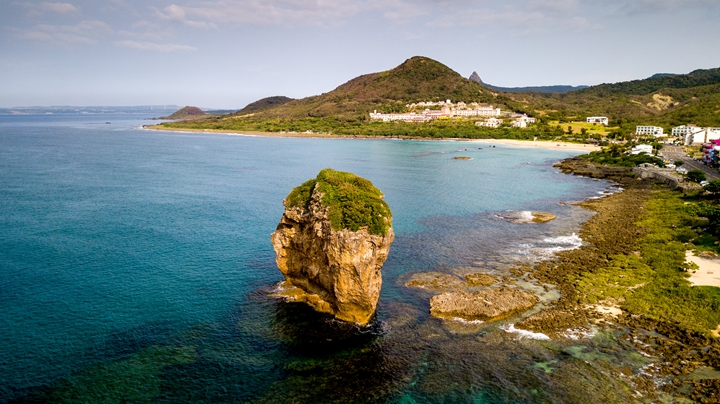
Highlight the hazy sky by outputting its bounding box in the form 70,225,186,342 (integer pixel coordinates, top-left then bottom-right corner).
2,0,719,108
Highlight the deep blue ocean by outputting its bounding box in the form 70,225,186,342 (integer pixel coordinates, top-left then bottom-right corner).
0,114,642,403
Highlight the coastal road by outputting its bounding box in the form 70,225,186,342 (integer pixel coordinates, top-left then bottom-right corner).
661,144,720,181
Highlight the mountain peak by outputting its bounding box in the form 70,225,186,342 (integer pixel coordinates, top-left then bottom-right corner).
469,71,483,84
160,106,205,120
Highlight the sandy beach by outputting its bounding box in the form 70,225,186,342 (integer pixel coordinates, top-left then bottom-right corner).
685,250,720,288
469,138,601,152
142,125,602,152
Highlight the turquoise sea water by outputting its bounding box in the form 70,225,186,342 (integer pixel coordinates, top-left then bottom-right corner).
1,114,643,403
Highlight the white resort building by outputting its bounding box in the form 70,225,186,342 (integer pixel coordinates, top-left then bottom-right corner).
629,144,654,155
681,126,720,145
587,116,609,125
511,114,536,128
476,118,503,128
635,125,665,137
371,100,502,122
368,111,431,122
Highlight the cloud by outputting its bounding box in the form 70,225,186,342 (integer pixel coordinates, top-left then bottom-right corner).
425,1,602,33
153,0,423,28
38,2,77,13
528,0,579,13
14,2,79,16
113,40,198,52
428,9,546,29
13,20,112,46
583,0,719,15
155,4,217,29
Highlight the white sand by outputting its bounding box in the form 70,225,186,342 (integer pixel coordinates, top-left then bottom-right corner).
685,251,720,288
471,138,601,152
590,304,623,317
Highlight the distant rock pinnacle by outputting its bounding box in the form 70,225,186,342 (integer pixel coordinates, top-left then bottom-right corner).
469,71,483,84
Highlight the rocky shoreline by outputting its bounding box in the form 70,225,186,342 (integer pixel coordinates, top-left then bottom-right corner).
524,157,720,402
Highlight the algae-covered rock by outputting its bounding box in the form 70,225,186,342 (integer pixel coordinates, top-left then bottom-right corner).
430,287,538,322
464,273,497,286
270,169,394,325
498,210,556,223
531,212,557,223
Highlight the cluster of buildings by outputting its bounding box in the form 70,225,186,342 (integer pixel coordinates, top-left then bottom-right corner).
672,124,720,145
473,115,536,128
369,100,502,123
630,124,720,145
369,100,537,129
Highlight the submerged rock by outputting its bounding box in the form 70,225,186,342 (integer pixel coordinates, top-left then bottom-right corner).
430,287,538,322
270,169,394,326
498,210,556,223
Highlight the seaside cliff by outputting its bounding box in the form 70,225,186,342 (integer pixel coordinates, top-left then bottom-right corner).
270,169,394,325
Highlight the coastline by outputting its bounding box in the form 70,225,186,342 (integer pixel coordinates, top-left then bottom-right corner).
524,159,720,401
141,124,601,152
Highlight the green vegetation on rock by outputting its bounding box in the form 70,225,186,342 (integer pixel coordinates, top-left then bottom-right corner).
577,190,720,333
285,168,392,236
581,148,665,167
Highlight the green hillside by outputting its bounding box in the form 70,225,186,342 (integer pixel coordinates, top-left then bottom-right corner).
156,57,720,136
580,68,720,96
237,96,294,114
516,68,720,126
234,57,506,120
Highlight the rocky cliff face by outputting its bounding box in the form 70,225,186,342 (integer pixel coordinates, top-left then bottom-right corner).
270,170,394,326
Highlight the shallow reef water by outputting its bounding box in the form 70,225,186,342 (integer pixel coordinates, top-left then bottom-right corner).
0,114,664,403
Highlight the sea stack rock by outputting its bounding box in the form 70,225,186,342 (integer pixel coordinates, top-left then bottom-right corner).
270,169,394,326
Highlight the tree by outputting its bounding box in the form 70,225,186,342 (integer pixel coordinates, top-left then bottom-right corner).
704,179,720,195
604,143,624,157
687,169,707,183
675,160,684,167
689,203,720,236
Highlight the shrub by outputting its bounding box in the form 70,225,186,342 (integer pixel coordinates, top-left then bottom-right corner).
285,169,392,236
703,179,720,195
687,169,707,183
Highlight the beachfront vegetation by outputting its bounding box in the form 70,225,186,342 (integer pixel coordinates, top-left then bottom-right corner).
285,169,392,236
577,190,720,334
703,180,720,195
687,169,707,183
159,117,575,140
580,148,665,167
